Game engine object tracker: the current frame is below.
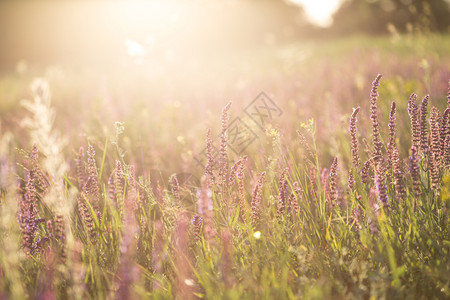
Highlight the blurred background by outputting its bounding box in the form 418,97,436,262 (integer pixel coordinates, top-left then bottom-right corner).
0,0,449,176
0,0,449,70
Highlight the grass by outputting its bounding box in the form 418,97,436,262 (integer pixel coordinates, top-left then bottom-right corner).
0,34,449,299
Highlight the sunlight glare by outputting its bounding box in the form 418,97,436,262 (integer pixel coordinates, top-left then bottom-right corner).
291,0,342,27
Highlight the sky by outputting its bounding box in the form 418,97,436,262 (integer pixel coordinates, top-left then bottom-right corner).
292,0,343,27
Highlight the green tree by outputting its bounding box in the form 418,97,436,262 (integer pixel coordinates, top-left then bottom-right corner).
331,0,450,34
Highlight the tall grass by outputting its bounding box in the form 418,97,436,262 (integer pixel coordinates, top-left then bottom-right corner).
0,42,449,299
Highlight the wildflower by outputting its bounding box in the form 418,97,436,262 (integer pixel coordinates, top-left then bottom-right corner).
448,79,450,107
115,161,124,218
204,128,216,185
361,160,371,184
409,146,422,198
86,145,101,220
370,74,383,158
387,102,396,170
108,171,116,204
251,171,266,229
289,181,301,216
392,147,406,201
20,167,38,254
76,147,86,189
349,106,361,169
191,215,202,243
440,108,449,162
172,175,181,208
347,170,355,193
408,93,420,148
328,157,338,208
352,201,362,230
86,145,99,197
219,102,232,188
419,95,429,153
54,214,66,263
374,159,388,207
309,167,318,201
237,156,247,221
277,168,289,217
322,168,330,201
31,145,49,193
445,135,450,167
228,159,241,186
253,231,261,239
429,107,441,191
77,193,96,244
429,107,441,158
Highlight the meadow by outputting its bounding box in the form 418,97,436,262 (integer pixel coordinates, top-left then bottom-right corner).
0,34,449,299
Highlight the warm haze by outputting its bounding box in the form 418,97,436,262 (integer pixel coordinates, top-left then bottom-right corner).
0,0,449,299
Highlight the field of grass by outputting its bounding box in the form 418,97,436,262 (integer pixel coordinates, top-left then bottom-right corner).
0,34,449,299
